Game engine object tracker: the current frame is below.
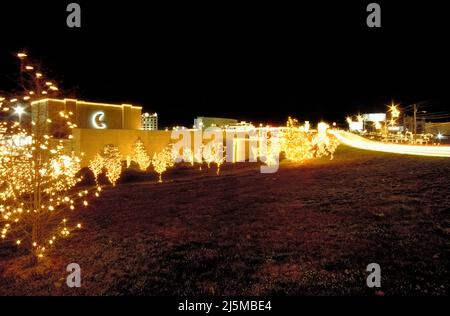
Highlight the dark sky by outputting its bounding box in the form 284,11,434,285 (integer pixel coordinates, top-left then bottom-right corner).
1,1,449,128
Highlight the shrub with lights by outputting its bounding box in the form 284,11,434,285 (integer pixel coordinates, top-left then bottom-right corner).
280,117,339,163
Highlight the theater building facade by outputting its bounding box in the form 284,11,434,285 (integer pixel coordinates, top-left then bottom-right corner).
31,98,171,167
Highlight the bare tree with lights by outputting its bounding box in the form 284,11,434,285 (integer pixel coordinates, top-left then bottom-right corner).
89,153,104,184
172,145,194,166
89,145,124,186
0,52,100,262
99,144,123,186
1,52,63,129
203,142,226,175
194,144,204,170
0,116,100,261
131,138,151,171
152,146,175,183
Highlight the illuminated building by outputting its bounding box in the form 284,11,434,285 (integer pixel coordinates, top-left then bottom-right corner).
425,122,450,136
141,112,158,130
403,116,425,134
31,98,142,132
30,99,171,167
194,116,238,129
347,113,387,133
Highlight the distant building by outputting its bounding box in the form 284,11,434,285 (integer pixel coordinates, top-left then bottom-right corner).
223,121,254,130
31,98,142,137
403,116,425,134
29,98,172,168
425,122,450,136
348,113,386,132
194,116,238,129
141,112,158,130
363,113,386,123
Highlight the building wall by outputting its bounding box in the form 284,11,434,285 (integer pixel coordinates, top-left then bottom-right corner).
71,128,173,167
425,122,450,136
70,128,257,167
31,98,142,132
194,116,238,129
403,116,425,133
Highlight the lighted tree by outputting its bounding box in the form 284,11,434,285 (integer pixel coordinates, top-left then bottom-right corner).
0,118,100,261
312,123,340,160
280,117,339,163
126,155,132,168
194,144,204,170
1,51,62,126
259,135,281,167
172,146,194,166
89,153,104,184
280,117,314,162
131,138,151,171
182,147,194,166
101,144,122,186
203,141,226,174
0,52,100,261
152,146,175,183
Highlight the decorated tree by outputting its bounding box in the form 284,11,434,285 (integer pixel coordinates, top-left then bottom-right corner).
152,146,175,183
89,153,104,184
131,138,151,171
182,147,194,166
280,117,314,162
280,117,339,162
0,51,100,261
312,122,340,160
172,146,194,166
259,134,281,167
101,144,122,186
1,51,62,126
0,118,100,261
203,141,226,175
194,144,204,170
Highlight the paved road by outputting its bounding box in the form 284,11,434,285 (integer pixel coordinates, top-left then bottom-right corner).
329,130,450,157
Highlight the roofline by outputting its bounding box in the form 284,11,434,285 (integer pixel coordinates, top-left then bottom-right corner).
30,98,142,109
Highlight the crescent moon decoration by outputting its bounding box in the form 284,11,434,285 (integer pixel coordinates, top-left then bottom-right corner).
92,111,107,129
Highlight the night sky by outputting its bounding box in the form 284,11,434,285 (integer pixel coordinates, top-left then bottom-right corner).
1,1,449,128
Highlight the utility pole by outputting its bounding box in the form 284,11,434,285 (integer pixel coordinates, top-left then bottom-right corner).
413,104,417,135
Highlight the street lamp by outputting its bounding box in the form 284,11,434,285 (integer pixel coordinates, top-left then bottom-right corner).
17,52,28,89
13,105,26,123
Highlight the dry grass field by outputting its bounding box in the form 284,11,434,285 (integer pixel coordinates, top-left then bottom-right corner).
0,146,449,295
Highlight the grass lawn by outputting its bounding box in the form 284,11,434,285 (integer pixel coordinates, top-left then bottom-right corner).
0,145,449,295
